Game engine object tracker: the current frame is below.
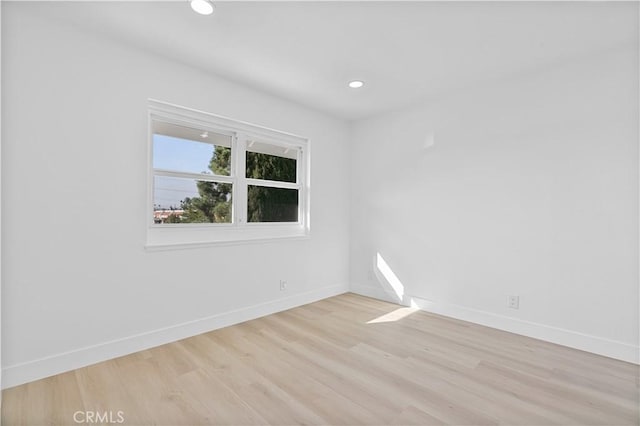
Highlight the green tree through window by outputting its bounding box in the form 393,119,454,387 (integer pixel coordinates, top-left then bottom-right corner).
176,147,297,223
246,152,298,222
179,145,232,223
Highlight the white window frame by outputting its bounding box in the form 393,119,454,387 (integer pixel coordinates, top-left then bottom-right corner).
146,99,310,249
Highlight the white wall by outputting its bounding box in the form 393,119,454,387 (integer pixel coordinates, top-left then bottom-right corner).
350,45,639,363
1,6,350,388
0,0,3,395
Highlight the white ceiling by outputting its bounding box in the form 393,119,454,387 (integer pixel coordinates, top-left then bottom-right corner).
28,1,639,120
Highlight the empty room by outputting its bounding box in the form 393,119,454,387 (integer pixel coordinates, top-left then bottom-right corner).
1,1,638,425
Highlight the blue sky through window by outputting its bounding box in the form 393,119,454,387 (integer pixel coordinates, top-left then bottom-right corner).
153,134,215,174
153,134,217,209
154,176,200,210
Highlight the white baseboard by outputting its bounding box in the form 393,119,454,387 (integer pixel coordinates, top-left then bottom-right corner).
350,284,639,365
2,283,348,389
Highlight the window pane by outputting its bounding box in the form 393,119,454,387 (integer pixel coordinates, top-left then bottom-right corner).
154,175,232,224
246,141,296,183
152,121,232,176
247,186,298,223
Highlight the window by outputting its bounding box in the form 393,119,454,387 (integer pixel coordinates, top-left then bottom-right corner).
147,100,309,248
246,139,299,223
152,122,233,225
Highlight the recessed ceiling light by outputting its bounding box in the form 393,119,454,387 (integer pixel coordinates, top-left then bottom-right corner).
200,131,209,138
348,80,364,89
190,0,215,16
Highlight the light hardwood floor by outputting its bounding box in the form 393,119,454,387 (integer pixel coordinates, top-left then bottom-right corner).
3,293,639,425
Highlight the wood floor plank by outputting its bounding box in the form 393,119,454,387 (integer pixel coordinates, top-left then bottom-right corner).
182,330,328,425
240,325,405,423
3,293,638,425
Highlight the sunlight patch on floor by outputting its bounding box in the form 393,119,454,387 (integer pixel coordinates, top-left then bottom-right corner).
367,307,420,324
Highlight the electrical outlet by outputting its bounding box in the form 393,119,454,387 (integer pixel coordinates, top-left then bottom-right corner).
507,295,519,309
279,280,287,291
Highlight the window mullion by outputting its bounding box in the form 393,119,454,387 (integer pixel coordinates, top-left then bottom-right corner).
235,133,248,225
297,146,305,229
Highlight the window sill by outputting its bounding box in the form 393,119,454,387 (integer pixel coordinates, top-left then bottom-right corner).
145,225,310,251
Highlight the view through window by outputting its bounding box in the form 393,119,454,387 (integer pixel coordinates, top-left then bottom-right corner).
151,117,305,226
152,122,233,224
246,140,299,223
147,100,309,246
